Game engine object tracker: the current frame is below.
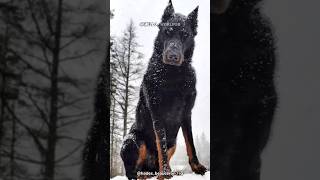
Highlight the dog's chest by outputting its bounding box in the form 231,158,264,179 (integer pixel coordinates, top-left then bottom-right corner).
161,71,194,92
159,73,194,123
161,93,186,125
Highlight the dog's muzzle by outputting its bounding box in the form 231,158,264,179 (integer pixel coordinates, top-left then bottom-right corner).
163,40,184,66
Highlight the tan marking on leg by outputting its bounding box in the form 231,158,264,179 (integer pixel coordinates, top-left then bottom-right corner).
155,133,164,174
137,143,150,179
183,131,193,160
136,143,147,166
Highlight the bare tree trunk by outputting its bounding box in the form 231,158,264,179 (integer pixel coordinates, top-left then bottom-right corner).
123,23,133,138
10,104,16,180
110,97,116,176
45,0,63,179
0,20,9,162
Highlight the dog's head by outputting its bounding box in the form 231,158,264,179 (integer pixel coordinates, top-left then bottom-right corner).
157,0,198,66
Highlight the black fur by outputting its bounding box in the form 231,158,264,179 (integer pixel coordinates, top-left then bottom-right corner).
120,1,207,179
213,0,277,180
81,45,109,180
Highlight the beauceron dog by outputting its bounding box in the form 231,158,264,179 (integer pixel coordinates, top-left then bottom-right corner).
120,0,207,179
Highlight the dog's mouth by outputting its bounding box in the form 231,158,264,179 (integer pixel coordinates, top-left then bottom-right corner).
162,50,184,66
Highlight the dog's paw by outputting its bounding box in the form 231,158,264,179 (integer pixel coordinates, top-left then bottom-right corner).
157,166,173,179
190,162,207,175
137,175,153,180
157,174,172,180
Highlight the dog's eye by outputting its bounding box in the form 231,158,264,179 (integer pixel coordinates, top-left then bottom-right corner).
182,31,189,38
165,27,174,36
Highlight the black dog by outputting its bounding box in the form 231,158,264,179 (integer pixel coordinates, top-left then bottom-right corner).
120,1,207,179
81,58,109,180
213,0,277,180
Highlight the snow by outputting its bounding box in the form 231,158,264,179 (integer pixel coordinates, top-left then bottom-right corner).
111,171,210,180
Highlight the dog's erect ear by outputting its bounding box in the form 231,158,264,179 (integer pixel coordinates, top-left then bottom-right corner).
187,6,198,35
161,0,174,22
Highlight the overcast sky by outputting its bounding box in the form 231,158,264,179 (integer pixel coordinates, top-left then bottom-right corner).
110,0,210,143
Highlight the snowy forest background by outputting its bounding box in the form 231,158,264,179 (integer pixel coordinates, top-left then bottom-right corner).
0,0,106,179
110,0,210,178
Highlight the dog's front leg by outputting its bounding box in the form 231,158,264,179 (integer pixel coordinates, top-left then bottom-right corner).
182,91,207,175
153,118,172,179
181,119,207,175
142,82,172,179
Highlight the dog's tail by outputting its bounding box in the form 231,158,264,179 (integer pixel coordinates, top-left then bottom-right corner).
81,43,110,180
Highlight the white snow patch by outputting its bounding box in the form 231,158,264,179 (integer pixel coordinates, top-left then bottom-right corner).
111,171,210,180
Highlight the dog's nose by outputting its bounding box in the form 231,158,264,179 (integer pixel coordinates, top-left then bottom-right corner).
168,54,179,62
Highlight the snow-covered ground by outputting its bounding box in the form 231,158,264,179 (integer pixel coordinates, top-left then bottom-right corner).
111,171,210,180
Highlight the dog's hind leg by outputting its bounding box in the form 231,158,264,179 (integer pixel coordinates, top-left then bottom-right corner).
120,133,147,179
